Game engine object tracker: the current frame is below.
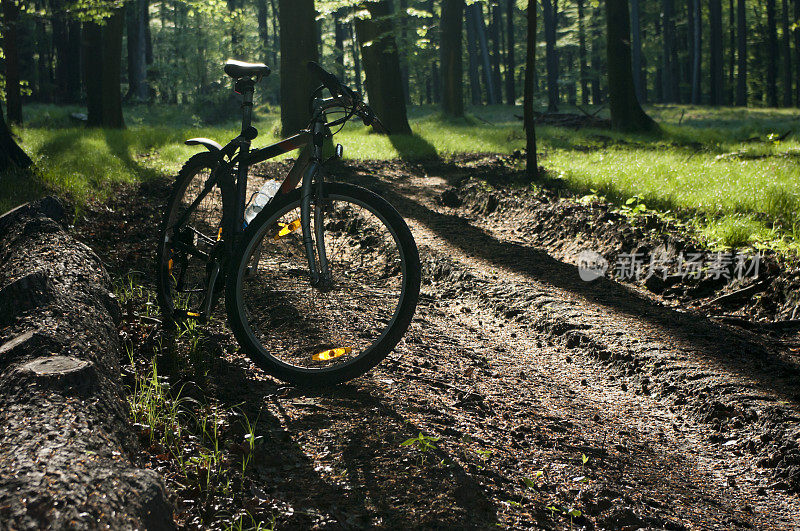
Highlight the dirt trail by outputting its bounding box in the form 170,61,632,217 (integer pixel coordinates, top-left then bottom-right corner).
78,157,800,529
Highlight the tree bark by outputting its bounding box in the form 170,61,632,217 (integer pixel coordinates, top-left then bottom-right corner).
2,0,22,124
542,0,559,111
441,0,464,117
710,0,723,105
781,0,792,106
505,0,515,105
727,0,735,104
472,3,497,104
524,0,538,180
767,0,778,107
83,22,104,126
735,0,747,105
279,0,318,135
607,0,657,131
355,1,412,134
691,0,701,103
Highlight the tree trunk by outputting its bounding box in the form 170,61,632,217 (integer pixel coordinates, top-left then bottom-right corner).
728,0,735,104
505,0,515,105
355,1,412,134
398,0,411,104
736,0,747,105
767,0,778,107
256,0,268,59
268,0,279,67
101,9,125,128
126,0,149,101
36,19,54,103
279,0,318,135
53,5,71,104
591,4,603,104
67,21,82,101
662,0,677,102
465,4,483,104
83,22,103,126
0,102,31,171
691,0,701,103
334,9,347,81
781,0,792,106
795,0,800,106
441,0,464,117
524,0,538,180
710,0,723,105
472,3,497,104
490,3,503,104
607,0,657,131
578,0,590,105
542,0,559,111
349,19,363,96
2,0,22,124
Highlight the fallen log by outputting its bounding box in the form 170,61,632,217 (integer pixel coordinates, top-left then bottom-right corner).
0,198,174,529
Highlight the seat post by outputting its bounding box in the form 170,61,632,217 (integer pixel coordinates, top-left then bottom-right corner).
234,78,256,233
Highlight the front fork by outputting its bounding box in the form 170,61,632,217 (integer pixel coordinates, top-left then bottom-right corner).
300,159,331,288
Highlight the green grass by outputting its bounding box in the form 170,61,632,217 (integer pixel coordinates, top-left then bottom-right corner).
6,102,800,254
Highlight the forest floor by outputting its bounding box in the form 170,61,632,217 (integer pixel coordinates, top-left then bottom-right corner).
76,154,800,530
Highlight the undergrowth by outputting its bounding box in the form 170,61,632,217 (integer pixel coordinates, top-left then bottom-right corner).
6,102,800,255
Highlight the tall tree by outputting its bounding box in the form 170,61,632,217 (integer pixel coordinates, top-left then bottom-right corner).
524,0,538,180
735,0,746,105
577,0,589,104
767,0,778,106
471,2,497,104
398,0,411,103
662,0,677,102
629,0,643,103
710,0,723,105
83,8,125,128
781,0,792,106
465,3,483,104
126,0,149,101
333,8,347,81
504,0,515,105
728,0,735,103
2,0,22,124
591,3,603,104
691,0,702,103
279,0,318,135
355,1,411,134
490,2,503,103
542,0,559,111
441,0,464,117
607,0,657,131
795,0,800,106
0,102,31,171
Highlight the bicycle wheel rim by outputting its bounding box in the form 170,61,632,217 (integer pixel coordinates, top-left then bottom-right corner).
232,189,412,376
158,158,223,318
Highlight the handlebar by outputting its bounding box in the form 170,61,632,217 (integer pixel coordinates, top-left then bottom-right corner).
306,61,386,132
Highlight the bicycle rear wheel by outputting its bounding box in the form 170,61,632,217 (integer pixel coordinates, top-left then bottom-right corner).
226,182,420,386
156,152,225,321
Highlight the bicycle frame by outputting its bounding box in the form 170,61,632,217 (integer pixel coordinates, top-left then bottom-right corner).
177,81,339,314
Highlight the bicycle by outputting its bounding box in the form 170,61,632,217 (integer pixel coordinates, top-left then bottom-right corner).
156,59,421,386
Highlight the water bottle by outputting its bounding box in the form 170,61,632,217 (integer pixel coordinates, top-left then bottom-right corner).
244,179,281,226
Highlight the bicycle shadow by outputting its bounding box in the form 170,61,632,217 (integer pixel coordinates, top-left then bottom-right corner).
201,351,499,528
340,167,800,408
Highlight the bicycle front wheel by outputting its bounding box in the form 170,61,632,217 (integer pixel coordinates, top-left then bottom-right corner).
225,182,421,386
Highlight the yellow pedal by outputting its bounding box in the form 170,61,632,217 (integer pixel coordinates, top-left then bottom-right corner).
274,219,301,240
216,226,223,241
186,311,200,318
168,259,174,274
312,346,352,361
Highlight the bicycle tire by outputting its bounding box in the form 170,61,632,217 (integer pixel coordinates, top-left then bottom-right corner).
225,182,421,386
156,151,227,322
